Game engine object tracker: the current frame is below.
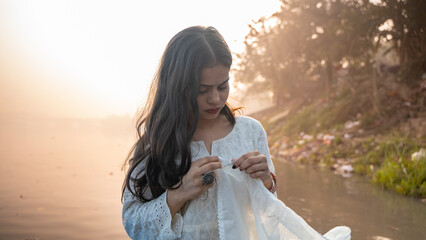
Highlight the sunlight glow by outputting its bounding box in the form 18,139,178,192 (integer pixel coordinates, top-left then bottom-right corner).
0,0,281,118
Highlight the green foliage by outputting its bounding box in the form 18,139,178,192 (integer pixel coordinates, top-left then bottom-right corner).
279,104,319,137
353,163,371,175
262,97,426,197
272,91,362,139
374,151,426,197
353,134,425,197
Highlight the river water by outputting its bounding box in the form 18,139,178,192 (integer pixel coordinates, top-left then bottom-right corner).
0,119,425,239
274,160,426,240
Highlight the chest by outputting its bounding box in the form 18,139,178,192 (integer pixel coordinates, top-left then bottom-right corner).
193,124,233,155
191,130,257,162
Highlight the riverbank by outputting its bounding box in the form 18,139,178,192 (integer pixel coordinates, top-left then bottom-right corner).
251,78,426,198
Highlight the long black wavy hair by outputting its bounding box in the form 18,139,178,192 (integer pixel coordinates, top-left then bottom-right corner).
121,26,236,202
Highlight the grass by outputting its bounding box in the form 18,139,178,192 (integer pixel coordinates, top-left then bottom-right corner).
372,139,425,197
257,81,426,197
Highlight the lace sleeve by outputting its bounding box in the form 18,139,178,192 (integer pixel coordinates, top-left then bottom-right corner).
122,163,183,240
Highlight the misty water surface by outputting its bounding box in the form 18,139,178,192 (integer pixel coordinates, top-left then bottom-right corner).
0,116,425,240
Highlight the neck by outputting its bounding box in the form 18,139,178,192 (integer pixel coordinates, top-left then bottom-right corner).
197,115,223,130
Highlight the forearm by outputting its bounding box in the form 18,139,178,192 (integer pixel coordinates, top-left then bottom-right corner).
166,188,188,217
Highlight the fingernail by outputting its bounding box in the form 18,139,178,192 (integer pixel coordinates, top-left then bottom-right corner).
232,165,236,169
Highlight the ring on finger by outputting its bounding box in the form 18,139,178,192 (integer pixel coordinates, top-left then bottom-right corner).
201,171,215,185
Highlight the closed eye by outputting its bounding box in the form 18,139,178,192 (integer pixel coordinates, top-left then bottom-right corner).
218,84,228,91
199,89,209,94
218,79,229,90
199,79,229,94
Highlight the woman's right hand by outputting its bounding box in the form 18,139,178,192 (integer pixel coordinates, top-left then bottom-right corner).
167,156,222,216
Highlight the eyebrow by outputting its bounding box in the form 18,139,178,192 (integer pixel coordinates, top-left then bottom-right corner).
200,78,229,87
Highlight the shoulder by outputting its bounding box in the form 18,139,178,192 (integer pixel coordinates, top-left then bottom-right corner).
236,115,263,127
235,116,265,133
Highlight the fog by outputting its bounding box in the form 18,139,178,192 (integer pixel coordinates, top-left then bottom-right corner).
0,115,135,239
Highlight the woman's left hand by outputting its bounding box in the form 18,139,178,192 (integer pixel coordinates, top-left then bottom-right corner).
232,151,273,190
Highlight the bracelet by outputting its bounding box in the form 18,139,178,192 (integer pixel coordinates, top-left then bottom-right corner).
269,172,277,193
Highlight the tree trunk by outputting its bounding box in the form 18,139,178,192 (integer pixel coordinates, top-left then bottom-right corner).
272,80,285,107
325,58,333,97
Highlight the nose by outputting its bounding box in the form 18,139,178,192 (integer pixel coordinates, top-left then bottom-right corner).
207,89,220,105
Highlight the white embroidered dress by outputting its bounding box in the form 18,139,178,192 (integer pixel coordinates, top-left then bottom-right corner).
122,116,351,240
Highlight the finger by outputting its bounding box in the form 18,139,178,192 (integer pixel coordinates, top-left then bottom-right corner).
193,156,219,167
233,150,260,168
249,170,269,179
239,155,265,171
199,162,222,175
244,162,268,174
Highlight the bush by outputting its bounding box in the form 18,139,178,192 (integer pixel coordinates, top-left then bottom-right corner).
374,149,426,197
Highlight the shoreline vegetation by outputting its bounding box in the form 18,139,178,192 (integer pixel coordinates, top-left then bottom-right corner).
249,78,425,198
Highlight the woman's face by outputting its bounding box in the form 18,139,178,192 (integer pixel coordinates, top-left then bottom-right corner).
197,64,230,121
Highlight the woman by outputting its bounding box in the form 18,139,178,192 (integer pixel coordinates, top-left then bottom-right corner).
121,26,350,240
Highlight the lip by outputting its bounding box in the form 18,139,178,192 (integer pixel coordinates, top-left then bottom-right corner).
205,107,222,114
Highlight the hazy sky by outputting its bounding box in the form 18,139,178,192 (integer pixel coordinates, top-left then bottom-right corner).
0,0,280,118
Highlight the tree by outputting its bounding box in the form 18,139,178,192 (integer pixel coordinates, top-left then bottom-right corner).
366,0,426,83
234,0,425,107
